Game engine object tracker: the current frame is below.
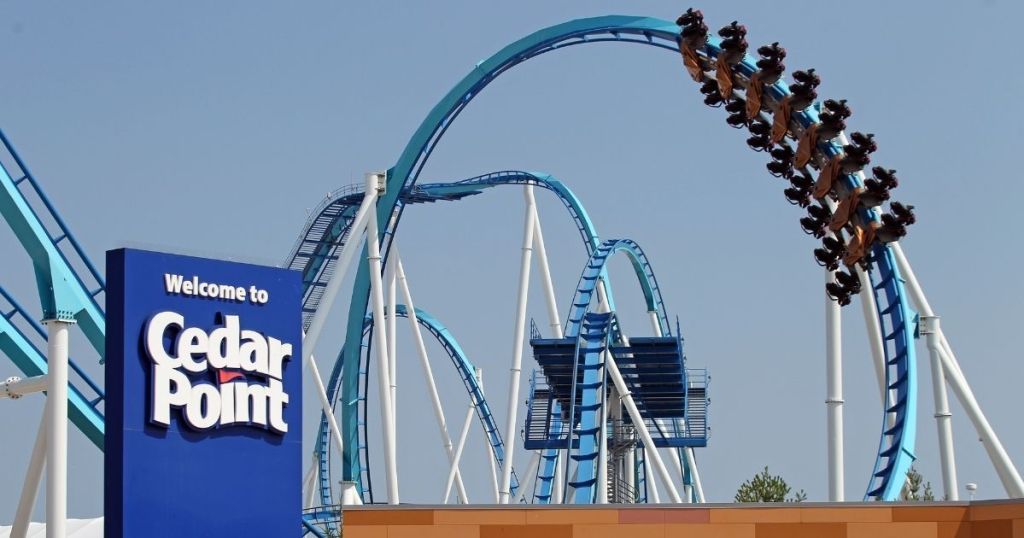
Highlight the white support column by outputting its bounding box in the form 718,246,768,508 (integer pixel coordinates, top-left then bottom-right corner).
825,269,845,501
643,450,661,503
498,185,538,504
444,404,476,503
303,345,346,480
934,342,1024,496
663,442,688,502
395,254,468,502
486,445,500,504
553,446,566,504
684,447,706,503
604,353,682,502
386,258,398,449
648,312,663,337
46,320,70,538
664,446,689,503
303,459,318,509
597,363,609,504
532,210,563,339
595,279,612,313
365,174,399,505
302,176,379,360
516,451,544,504
856,267,887,402
477,368,500,503
530,202,568,504
920,316,959,500
12,410,47,538
891,243,1024,497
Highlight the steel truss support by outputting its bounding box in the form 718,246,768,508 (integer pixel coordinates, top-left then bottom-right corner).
825,269,844,501
444,404,475,503
531,203,568,504
892,243,1024,498
499,185,537,504
394,252,468,503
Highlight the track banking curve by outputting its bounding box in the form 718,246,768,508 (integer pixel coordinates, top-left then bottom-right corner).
0,14,920,507
335,15,918,501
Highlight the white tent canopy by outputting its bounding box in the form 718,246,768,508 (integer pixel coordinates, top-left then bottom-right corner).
0,518,103,538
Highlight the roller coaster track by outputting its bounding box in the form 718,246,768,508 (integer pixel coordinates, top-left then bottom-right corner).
0,14,920,506
567,311,614,503
299,170,607,504
555,239,698,503
333,15,917,501
284,170,600,330
564,239,669,339
0,129,105,352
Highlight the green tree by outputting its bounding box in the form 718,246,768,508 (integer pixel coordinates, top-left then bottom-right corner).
735,466,806,503
901,466,936,501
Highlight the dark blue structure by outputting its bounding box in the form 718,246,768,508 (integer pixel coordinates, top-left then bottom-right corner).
104,249,303,538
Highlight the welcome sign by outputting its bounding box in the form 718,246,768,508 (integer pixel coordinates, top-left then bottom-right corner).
105,248,302,537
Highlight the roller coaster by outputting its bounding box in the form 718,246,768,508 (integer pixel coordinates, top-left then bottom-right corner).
1,8,1022,538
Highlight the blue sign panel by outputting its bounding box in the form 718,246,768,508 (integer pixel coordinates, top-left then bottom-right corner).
104,248,302,538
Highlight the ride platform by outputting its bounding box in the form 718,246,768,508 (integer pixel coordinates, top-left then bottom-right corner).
524,334,708,450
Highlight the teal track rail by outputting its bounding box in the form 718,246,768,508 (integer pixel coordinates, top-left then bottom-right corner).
0,129,105,351
335,14,918,502
564,239,669,339
0,286,104,448
0,13,919,505
568,311,613,503
304,170,602,503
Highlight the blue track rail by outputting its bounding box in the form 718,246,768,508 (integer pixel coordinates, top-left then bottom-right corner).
334,15,918,502
533,416,563,504
284,170,601,331
564,238,669,339
567,311,613,503
0,13,920,505
302,170,602,502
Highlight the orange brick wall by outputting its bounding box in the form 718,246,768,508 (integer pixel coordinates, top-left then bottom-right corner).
342,499,1024,537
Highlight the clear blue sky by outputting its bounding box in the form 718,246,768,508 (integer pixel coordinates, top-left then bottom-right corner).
2,0,1023,520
